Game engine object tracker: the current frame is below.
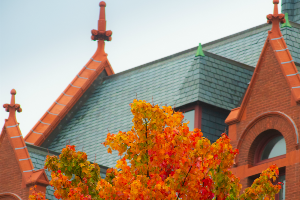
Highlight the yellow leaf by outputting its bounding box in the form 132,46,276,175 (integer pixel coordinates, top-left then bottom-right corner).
79,163,85,167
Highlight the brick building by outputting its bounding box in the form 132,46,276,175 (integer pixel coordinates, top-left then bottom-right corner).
0,0,299,199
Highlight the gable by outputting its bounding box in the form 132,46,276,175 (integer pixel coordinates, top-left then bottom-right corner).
226,2,300,125
244,42,292,117
0,130,24,192
24,2,114,147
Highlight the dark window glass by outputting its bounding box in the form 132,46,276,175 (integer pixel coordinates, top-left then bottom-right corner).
184,110,195,130
261,136,286,160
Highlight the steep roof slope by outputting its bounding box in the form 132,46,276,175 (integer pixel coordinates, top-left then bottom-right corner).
25,2,114,146
205,23,300,67
46,50,254,167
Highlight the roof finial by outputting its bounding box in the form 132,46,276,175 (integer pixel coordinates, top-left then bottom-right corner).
281,13,292,28
3,89,22,121
90,1,112,61
195,43,205,57
266,0,285,38
91,1,112,41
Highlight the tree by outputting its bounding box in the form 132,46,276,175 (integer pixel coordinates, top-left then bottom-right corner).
30,99,282,200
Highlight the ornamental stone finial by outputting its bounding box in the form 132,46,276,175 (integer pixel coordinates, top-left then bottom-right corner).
3,89,22,122
91,1,112,41
266,0,285,38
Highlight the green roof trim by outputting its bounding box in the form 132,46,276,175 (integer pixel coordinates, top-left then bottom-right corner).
281,13,292,28
195,43,205,57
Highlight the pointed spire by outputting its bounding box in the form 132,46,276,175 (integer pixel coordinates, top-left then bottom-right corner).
91,1,112,41
195,43,205,57
90,1,112,61
3,89,22,122
281,13,292,28
266,0,286,38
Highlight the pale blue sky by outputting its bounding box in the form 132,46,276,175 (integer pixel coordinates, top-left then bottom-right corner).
0,0,280,137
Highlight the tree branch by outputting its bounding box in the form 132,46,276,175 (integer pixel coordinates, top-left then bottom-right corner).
177,165,193,200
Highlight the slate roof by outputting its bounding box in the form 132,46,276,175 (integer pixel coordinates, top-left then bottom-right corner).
47,50,254,168
27,145,58,200
206,24,300,67
282,0,300,23
27,144,108,200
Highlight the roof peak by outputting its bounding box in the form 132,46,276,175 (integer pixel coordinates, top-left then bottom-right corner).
90,1,113,61
91,1,112,41
3,89,22,123
267,0,286,38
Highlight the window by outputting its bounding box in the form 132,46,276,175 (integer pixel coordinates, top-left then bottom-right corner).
184,110,195,130
249,169,285,200
176,104,201,130
255,129,286,164
278,174,285,200
261,135,286,161
253,129,286,199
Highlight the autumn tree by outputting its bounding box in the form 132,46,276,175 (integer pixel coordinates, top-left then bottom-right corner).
30,99,282,200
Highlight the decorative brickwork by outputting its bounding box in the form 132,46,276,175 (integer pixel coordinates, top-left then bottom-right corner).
0,90,49,199
227,1,300,197
0,132,29,199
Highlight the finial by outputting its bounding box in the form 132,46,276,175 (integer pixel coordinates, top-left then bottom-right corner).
281,13,292,28
266,0,285,38
91,1,112,41
11,89,16,95
99,1,106,7
195,43,205,57
3,89,22,121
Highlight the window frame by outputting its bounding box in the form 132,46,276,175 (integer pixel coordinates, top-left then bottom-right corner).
275,168,286,200
176,104,202,129
254,133,286,165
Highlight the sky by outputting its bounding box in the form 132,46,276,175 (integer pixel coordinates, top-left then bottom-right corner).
0,0,281,137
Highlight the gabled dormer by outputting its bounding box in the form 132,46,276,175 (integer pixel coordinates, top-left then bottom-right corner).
226,1,300,198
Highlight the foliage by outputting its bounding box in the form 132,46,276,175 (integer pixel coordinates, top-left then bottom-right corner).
44,145,101,200
29,185,46,200
30,99,282,200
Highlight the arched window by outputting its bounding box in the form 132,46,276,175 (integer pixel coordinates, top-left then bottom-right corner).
260,135,286,161
255,129,286,164
254,129,286,200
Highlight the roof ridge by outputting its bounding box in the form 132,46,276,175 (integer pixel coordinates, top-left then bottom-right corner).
25,1,115,146
101,50,255,82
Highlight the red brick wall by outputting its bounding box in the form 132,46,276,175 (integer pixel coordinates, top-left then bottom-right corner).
230,42,300,197
0,133,29,199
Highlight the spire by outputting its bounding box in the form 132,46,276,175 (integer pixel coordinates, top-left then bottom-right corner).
91,1,112,41
91,1,112,61
266,0,286,38
3,89,22,122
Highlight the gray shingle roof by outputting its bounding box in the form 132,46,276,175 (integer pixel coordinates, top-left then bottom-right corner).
175,52,253,110
282,0,300,23
206,26,300,67
47,50,253,167
28,145,58,200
